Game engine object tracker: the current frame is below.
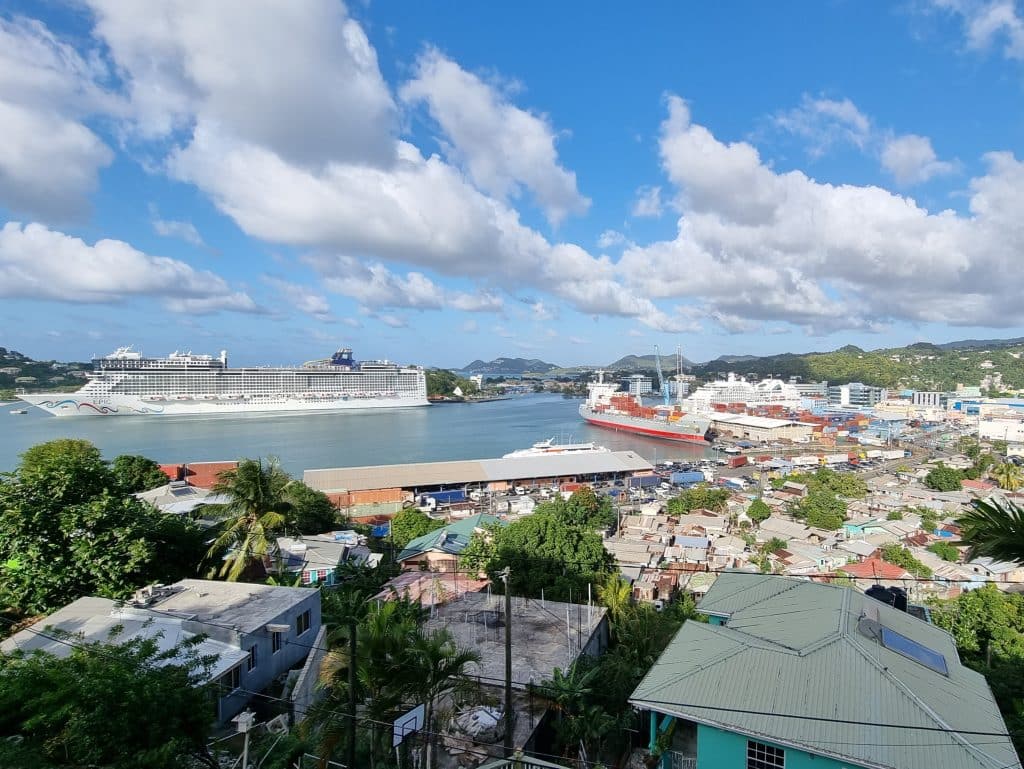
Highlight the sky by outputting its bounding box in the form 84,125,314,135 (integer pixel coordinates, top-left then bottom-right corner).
1,1,1024,368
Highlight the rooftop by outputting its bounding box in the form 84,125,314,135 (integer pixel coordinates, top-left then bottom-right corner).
145,578,315,634
303,451,653,492
631,572,1019,769
838,558,910,580
398,513,502,561
0,595,247,680
422,592,606,688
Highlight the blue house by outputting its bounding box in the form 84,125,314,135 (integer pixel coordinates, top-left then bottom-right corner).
630,573,1020,769
1,579,322,724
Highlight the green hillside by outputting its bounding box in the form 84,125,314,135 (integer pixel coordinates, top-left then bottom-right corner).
0,348,90,397
692,342,1024,391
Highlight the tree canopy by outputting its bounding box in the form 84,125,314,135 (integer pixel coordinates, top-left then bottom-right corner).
110,454,170,493
924,463,964,491
666,484,730,514
0,632,216,769
0,440,206,616
746,499,771,524
794,488,847,530
958,497,1024,565
285,481,342,535
390,507,445,550
880,543,932,578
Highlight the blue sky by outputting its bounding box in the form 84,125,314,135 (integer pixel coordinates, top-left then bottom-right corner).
1,1,1023,368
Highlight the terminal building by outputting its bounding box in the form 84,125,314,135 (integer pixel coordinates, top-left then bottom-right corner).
303,451,654,514
709,414,816,443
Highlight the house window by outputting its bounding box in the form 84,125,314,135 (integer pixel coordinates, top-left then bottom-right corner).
247,645,258,672
301,570,312,584
219,666,241,693
747,740,785,769
296,609,311,636
317,569,329,582
272,631,282,654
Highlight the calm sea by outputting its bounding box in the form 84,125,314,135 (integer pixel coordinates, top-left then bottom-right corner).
0,394,713,475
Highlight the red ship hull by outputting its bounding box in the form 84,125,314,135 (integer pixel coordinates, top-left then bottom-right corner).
582,414,709,444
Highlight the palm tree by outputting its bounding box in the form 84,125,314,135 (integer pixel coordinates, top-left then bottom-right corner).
596,573,632,636
407,629,481,769
992,463,1023,492
204,457,293,581
958,497,1024,565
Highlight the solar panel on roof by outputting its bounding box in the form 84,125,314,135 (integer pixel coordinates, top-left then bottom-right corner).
880,626,948,675
169,487,194,497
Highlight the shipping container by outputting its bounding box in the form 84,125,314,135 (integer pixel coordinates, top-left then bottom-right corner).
791,455,819,467
671,470,706,485
866,450,883,459
560,482,583,493
881,450,905,461
426,489,466,505
728,456,749,468
824,453,847,464
629,475,661,488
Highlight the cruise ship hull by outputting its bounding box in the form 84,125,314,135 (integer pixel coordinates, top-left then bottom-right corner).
579,404,710,444
19,393,430,417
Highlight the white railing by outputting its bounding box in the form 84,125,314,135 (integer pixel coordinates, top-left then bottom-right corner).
667,751,698,769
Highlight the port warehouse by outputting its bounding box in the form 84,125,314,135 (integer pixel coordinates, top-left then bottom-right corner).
303,451,654,512
708,413,816,443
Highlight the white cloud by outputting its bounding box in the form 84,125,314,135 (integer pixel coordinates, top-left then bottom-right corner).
400,47,589,226
0,17,116,220
0,221,258,313
567,336,589,345
631,185,663,217
627,328,645,338
773,95,872,157
932,0,1024,60
493,325,515,339
152,216,205,247
461,319,478,333
773,94,954,186
85,0,396,166
597,229,627,249
263,277,332,320
307,255,502,313
377,313,407,328
881,134,955,184
615,95,1024,330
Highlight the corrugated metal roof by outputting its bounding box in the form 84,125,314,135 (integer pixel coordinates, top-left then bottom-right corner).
630,573,1019,769
304,451,653,492
398,513,502,561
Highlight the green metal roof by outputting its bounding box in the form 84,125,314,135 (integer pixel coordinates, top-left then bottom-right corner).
630,572,1020,769
397,513,502,561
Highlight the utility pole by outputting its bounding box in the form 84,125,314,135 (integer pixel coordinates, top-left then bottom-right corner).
348,618,357,769
501,567,513,757
233,710,255,769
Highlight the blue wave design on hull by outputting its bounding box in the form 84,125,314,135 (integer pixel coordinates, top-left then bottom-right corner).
38,399,164,414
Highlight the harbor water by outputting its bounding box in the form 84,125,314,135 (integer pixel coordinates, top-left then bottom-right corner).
1,394,714,475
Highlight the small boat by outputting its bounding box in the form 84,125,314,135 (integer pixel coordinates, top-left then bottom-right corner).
10,408,28,414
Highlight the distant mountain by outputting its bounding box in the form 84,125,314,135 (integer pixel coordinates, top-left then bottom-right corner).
606,353,694,370
938,337,1024,350
460,357,559,378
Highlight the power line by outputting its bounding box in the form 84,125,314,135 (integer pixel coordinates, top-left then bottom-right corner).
2,615,1019,743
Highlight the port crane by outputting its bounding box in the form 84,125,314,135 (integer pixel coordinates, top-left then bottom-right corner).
654,345,670,406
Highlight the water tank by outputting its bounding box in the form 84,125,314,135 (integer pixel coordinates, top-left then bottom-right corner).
866,584,895,607
890,587,909,613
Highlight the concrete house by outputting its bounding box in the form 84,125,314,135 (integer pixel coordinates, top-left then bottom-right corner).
0,579,322,723
630,573,1019,769
275,531,378,586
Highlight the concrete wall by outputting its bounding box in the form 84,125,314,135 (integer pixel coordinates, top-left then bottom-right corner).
290,624,328,723
696,724,856,769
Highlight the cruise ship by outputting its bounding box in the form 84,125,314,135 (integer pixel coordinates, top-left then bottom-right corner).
18,347,429,417
579,371,713,444
684,373,803,412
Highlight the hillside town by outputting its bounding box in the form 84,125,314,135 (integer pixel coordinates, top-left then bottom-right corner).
5,366,1024,769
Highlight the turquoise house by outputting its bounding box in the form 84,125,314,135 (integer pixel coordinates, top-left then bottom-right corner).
630,572,1020,769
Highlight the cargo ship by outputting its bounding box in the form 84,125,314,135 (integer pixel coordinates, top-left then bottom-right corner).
18,346,429,417
579,370,713,444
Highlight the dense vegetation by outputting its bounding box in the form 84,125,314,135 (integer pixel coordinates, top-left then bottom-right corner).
666,484,730,514
0,347,90,393
425,369,479,397
460,489,615,602
929,586,1024,756
0,440,207,618
692,341,1024,390
390,507,445,550
778,468,867,531
0,633,217,769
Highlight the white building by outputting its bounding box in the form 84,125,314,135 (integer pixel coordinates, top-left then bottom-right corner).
627,375,653,395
